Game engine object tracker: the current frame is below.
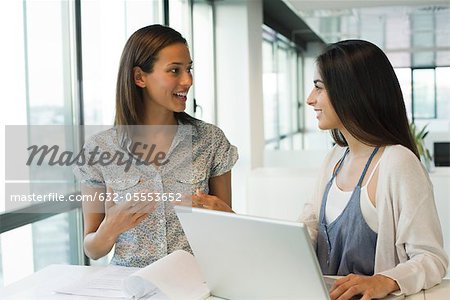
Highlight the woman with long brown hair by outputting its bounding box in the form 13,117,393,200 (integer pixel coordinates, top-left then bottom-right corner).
74,25,238,267
301,39,447,299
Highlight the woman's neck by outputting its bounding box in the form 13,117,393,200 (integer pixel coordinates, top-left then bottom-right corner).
340,128,377,158
143,105,177,126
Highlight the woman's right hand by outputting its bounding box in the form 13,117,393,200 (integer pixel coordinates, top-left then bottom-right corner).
82,186,158,260
103,189,157,237
329,274,399,300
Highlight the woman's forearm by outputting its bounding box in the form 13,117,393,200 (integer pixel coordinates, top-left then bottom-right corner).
83,219,118,260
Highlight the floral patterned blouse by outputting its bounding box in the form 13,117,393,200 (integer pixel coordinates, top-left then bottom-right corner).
73,119,238,267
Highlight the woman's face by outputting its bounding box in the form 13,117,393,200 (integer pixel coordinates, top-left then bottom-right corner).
306,68,343,130
139,43,193,113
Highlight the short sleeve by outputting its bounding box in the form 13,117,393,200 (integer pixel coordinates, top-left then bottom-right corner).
210,128,238,177
73,137,105,188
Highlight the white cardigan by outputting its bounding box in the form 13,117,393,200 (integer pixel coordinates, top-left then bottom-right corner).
299,145,448,295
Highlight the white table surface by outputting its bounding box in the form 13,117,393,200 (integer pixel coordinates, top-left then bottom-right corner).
0,264,448,299
0,264,222,300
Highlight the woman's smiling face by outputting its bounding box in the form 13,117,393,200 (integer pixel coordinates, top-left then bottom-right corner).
139,43,193,114
306,67,343,131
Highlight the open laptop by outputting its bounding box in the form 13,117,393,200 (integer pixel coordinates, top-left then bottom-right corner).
175,206,329,299
175,206,404,300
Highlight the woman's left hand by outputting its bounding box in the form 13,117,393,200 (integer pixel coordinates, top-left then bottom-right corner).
329,274,400,300
192,189,233,212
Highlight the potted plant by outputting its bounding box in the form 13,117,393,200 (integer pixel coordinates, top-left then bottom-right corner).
409,122,433,171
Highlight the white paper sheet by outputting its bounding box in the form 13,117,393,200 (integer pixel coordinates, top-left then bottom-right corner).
55,265,166,299
55,251,209,300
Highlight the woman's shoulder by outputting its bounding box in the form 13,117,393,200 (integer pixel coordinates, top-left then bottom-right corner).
382,144,420,166
190,119,227,138
83,127,118,149
380,144,426,177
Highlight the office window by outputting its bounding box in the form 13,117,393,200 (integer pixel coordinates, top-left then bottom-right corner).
26,0,72,125
262,26,303,150
436,67,450,120
412,69,436,119
169,0,191,41
394,68,412,120
0,0,82,286
0,211,82,286
263,40,277,145
191,1,215,123
292,54,304,149
81,0,163,125
278,46,290,137
397,67,450,121
0,0,29,285
411,11,434,68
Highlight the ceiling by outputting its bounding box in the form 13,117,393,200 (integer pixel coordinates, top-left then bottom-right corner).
284,0,450,68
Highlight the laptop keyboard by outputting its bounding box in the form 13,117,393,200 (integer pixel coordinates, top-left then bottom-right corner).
323,277,336,290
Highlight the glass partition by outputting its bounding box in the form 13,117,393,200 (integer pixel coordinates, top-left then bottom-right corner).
81,0,163,125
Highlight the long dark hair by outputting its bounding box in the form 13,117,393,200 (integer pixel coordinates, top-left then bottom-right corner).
316,39,419,158
114,24,195,125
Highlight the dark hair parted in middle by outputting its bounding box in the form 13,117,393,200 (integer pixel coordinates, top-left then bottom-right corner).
316,39,419,158
115,24,195,126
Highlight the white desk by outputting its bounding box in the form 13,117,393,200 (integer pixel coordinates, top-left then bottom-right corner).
0,264,221,300
1,264,449,299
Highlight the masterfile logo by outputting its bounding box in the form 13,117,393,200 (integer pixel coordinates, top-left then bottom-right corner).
26,141,170,171
4,125,194,213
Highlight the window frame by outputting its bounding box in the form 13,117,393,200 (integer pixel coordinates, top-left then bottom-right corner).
262,26,304,150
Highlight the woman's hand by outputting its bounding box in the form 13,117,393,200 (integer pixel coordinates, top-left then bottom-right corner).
102,190,157,237
82,186,158,260
191,189,233,212
173,172,233,213
329,274,400,300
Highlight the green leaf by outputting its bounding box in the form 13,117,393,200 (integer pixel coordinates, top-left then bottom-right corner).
417,124,428,138
409,122,431,160
426,149,432,161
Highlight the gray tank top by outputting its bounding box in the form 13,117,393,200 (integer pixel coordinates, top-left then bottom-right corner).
316,147,379,275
